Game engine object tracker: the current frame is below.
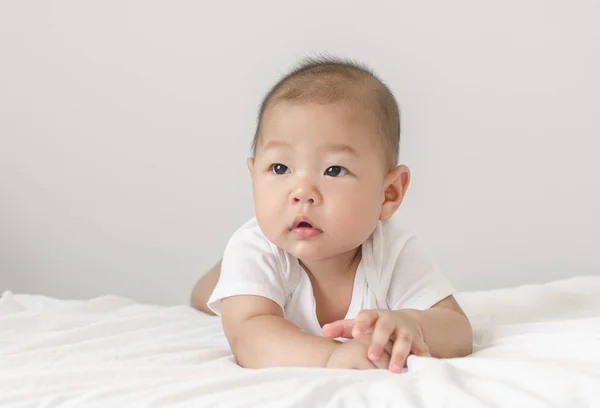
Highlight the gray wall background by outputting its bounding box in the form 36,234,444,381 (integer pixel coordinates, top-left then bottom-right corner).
1,1,599,305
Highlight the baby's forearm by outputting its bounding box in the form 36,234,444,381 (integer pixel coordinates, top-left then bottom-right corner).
402,308,473,358
230,314,340,368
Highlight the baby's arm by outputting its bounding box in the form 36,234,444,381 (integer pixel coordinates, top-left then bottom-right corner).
402,295,472,358
221,294,340,368
323,295,472,371
190,260,222,315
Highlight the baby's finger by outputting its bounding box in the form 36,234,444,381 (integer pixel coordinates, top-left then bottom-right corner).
322,319,355,339
389,334,412,373
370,350,391,370
367,319,395,362
370,340,395,370
352,310,379,338
383,339,394,356
411,336,431,357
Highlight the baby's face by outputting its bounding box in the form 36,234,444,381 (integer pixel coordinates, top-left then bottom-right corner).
249,102,390,262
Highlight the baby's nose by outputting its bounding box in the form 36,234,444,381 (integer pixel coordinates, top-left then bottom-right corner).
290,182,322,205
293,195,315,204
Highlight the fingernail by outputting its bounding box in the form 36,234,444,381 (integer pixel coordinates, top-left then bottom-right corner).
390,364,401,373
368,352,379,361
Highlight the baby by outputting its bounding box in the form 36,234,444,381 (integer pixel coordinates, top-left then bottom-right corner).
192,57,473,372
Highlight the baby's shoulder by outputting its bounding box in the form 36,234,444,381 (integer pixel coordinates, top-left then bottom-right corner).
228,216,268,243
366,218,432,279
375,217,418,253
226,217,279,256
225,217,299,283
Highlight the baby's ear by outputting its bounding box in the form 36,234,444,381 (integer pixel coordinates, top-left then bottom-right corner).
379,165,410,221
247,157,255,176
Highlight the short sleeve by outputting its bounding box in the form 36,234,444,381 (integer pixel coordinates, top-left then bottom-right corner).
386,236,455,311
207,223,288,316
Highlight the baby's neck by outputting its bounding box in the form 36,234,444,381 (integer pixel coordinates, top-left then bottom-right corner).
299,246,362,283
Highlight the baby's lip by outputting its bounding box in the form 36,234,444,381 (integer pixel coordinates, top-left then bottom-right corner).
291,216,318,230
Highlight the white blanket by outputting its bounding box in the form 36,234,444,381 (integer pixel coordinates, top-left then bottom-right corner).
1,276,599,407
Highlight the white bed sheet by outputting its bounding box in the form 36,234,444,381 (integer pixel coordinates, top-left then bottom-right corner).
1,276,599,407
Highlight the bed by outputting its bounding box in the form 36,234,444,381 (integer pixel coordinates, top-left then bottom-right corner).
1,275,599,407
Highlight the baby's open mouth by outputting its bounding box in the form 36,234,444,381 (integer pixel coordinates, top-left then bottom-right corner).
290,217,322,238
290,217,321,235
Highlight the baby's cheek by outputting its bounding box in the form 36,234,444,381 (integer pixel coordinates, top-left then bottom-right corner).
335,200,377,241
253,193,282,235
254,184,280,213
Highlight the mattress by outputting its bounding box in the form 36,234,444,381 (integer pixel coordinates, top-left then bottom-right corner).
1,275,599,407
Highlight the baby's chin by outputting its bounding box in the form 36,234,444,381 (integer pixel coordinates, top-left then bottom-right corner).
282,240,357,264
268,236,323,260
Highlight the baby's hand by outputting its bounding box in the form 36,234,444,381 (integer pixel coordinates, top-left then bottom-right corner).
323,310,430,373
326,333,392,370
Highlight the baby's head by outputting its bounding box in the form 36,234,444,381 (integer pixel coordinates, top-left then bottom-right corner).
248,56,410,262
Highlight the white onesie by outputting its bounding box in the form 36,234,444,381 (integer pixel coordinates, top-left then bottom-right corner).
207,217,455,337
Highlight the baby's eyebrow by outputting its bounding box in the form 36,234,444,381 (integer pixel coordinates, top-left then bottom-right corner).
262,140,359,157
323,144,359,157
262,140,291,151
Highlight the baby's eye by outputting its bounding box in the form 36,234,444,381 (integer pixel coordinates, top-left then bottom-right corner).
271,163,290,175
325,166,349,177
